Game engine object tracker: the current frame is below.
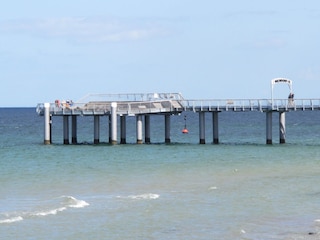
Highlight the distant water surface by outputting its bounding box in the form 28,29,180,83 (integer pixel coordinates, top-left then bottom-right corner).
1,108,320,239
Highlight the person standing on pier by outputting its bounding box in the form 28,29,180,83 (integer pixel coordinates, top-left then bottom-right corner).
288,93,294,106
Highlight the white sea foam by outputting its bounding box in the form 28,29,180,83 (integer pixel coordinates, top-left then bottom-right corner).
0,196,89,224
0,216,23,224
208,186,218,190
32,196,89,217
31,207,67,217
62,196,90,208
127,193,160,200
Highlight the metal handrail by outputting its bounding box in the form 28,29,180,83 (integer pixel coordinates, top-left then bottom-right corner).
36,98,320,116
179,99,320,111
76,92,184,103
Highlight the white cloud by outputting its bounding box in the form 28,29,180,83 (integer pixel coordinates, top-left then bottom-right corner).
0,17,169,42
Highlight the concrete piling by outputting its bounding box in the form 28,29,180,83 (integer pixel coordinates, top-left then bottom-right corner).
212,111,219,144
63,115,69,144
110,102,117,144
136,115,143,144
108,115,112,144
120,115,126,144
266,111,272,144
199,112,205,144
145,115,151,144
165,114,171,143
44,103,51,145
94,115,100,144
71,115,77,144
279,111,286,144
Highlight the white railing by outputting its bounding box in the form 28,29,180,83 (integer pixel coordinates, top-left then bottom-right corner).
179,99,320,111
271,99,320,111
36,98,320,115
180,99,270,111
76,92,184,103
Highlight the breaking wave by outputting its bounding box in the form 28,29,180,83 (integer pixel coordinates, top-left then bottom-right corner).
0,216,23,224
31,207,67,217
118,193,160,200
61,195,90,208
0,196,89,224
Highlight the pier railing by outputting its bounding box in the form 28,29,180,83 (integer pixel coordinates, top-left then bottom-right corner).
180,99,320,112
36,98,320,116
76,92,184,103
180,99,269,112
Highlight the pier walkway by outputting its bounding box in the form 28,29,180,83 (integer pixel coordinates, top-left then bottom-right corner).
36,92,320,145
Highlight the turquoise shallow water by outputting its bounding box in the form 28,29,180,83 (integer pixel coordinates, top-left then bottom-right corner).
1,108,320,239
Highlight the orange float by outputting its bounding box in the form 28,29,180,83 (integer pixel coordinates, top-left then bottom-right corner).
182,115,188,134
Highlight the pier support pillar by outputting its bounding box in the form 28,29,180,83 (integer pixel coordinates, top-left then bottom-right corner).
212,111,219,144
279,111,286,144
165,114,171,143
136,115,143,144
63,115,69,144
108,115,112,144
145,115,151,144
110,102,117,144
199,112,205,144
266,111,272,144
94,115,100,144
71,115,77,144
120,115,126,144
44,103,51,144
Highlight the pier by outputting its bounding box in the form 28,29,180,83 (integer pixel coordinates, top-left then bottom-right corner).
36,92,320,145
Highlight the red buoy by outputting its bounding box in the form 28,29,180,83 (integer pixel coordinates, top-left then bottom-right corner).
182,128,189,134
182,115,188,134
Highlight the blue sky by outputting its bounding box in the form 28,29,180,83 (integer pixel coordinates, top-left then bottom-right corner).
1,0,319,106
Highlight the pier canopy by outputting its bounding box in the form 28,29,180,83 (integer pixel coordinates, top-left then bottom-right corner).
36,92,185,116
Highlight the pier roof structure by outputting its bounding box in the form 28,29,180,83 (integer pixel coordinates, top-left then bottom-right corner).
36,93,185,116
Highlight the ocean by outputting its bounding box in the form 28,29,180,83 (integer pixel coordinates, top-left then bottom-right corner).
1,108,320,239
